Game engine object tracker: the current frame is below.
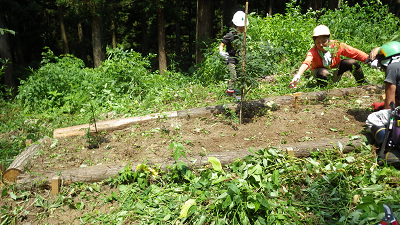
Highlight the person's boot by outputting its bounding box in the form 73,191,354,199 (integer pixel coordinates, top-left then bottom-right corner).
353,67,369,85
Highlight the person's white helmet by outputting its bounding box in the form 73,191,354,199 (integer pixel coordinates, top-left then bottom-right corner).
232,11,249,27
312,25,330,37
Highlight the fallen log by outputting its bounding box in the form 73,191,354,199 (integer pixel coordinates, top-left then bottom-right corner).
3,137,51,183
52,85,380,139
15,136,368,187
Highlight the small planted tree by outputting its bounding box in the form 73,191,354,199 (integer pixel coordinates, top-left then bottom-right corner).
231,9,284,123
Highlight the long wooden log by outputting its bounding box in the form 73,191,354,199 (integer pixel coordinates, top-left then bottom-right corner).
15,136,367,187
52,85,380,139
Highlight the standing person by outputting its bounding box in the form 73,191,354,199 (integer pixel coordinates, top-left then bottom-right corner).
290,25,369,88
370,41,400,111
219,11,248,97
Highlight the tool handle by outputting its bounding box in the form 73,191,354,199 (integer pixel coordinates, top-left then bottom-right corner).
378,102,396,159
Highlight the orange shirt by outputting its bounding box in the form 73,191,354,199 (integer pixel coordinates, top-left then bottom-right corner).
302,40,368,71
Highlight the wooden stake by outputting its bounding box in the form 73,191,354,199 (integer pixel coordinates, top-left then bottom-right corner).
286,147,295,157
293,92,302,109
25,139,32,147
239,1,249,125
51,176,61,195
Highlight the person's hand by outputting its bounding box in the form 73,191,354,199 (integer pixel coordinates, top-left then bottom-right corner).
371,102,385,111
219,51,229,60
289,74,301,88
365,47,380,64
370,59,379,69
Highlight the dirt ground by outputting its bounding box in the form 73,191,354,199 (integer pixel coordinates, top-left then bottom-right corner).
0,85,386,225
26,86,383,174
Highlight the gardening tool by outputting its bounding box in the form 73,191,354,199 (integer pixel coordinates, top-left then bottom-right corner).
378,101,395,160
380,204,399,225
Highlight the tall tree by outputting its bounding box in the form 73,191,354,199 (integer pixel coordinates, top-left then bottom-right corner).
223,0,237,29
58,4,70,54
158,6,167,75
196,0,213,64
0,16,16,90
91,4,103,68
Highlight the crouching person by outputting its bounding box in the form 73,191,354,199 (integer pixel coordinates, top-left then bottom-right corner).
366,107,400,166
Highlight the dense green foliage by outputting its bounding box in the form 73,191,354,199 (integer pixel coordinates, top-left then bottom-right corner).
2,145,400,224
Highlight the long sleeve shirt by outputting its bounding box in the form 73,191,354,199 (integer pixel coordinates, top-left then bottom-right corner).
301,40,368,71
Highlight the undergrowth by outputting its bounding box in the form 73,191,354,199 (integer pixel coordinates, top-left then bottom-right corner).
1,144,400,224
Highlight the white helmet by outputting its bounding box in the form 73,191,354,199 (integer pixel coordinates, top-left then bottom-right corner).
312,25,330,37
232,11,248,27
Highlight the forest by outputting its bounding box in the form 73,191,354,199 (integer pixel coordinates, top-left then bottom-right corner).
1,0,400,91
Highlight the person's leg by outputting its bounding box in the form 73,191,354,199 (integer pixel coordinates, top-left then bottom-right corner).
312,67,330,86
332,59,366,84
227,63,237,94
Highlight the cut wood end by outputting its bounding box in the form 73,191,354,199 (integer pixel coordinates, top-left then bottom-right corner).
286,147,295,157
3,168,23,183
381,94,386,100
293,92,302,97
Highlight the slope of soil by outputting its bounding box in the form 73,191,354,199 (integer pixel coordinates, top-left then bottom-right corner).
0,85,386,225
26,86,382,174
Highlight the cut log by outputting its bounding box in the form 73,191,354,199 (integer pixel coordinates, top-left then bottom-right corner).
52,85,380,139
14,136,367,187
3,168,22,183
16,162,130,187
53,111,178,138
3,138,51,183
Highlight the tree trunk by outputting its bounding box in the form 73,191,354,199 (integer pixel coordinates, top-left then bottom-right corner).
196,0,213,65
3,138,51,183
141,13,149,56
92,12,103,68
175,0,182,62
14,136,365,187
111,19,116,49
0,16,16,91
268,0,274,15
58,5,69,54
223,0,236,30
157,7,167,75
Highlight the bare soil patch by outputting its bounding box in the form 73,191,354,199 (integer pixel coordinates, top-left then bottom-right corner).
27,86,382,174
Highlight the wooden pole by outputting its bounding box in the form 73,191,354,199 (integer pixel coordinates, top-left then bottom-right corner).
293,92,302,109
240,2,248,124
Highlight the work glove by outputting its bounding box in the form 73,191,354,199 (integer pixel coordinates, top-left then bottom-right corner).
219,51,229,61
289,74,301,88
370,59,379,69
371,102,385,111
364,47,380,64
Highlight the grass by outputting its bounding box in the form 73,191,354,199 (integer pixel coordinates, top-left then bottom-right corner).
1,145,399,224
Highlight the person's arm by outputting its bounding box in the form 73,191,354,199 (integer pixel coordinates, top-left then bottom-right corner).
219,43,225,53
219,42,229,60
384,82,397,109
339,42,368,62
290,64,309,87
